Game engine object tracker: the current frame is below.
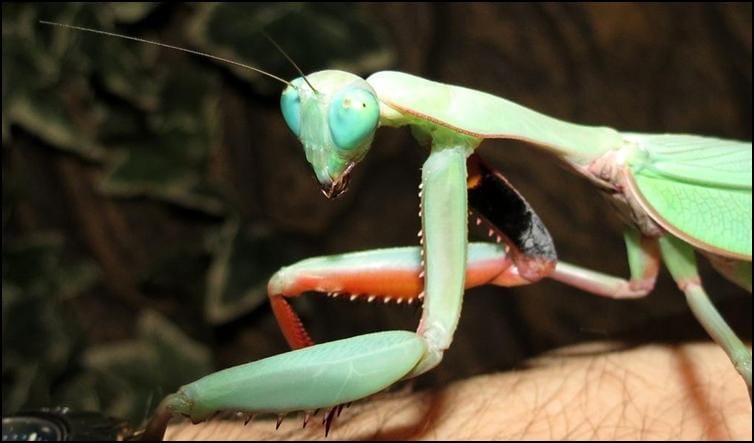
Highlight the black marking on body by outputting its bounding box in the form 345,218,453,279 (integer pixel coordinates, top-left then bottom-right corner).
467,154,557,269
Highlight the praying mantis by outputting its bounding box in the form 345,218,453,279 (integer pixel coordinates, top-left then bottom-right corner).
40,20,751,440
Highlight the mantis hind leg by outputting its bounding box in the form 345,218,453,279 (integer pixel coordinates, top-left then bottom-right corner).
659,234,752,396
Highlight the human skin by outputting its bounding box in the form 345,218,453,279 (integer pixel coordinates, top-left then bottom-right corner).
165,341,752,440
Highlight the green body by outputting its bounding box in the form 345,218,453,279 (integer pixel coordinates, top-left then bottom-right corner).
165,69,752,428
369,71,623,164
369,71,752,263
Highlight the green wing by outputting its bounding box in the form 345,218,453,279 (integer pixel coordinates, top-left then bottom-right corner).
626,134,751,188
368,71,622,164
626,133,751,260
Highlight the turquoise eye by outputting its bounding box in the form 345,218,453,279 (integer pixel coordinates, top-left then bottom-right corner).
281,87,302,136
328,87,379,151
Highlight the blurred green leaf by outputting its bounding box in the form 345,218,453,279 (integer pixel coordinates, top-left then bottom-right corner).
92,40,164,112
205,219,308,324
98,56,225,215
80,310,212,424
109,2,160,24
2,7,109,159
2,232,101,299
5,91,109,160
187,2,396,92
4,4,225,214
2,233,99,413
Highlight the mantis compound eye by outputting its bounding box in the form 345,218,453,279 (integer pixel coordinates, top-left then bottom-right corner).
280,86,302,136
328,87,379,152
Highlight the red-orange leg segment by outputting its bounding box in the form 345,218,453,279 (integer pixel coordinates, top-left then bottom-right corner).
267,243,515,350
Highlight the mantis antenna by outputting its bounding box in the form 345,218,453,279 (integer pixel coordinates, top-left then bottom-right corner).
260,30,319,94
38,20,295,89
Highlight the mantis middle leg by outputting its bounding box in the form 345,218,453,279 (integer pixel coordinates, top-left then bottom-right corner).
548,229,660,299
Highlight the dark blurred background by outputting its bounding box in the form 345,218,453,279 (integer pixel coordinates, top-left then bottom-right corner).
2,3,751,427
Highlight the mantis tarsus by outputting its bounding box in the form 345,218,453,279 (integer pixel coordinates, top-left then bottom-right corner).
41,20,751,440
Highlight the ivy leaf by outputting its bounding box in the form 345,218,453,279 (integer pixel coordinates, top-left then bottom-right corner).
186,3,396,93
2,6,109,159
5,90,109,160
97,58,225,215
109,2,160,23
80,310,212,425
2,233,99,413
205,218,309,324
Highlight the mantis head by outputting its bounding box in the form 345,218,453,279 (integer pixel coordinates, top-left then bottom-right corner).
34,23,381,199
281,70,380,198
